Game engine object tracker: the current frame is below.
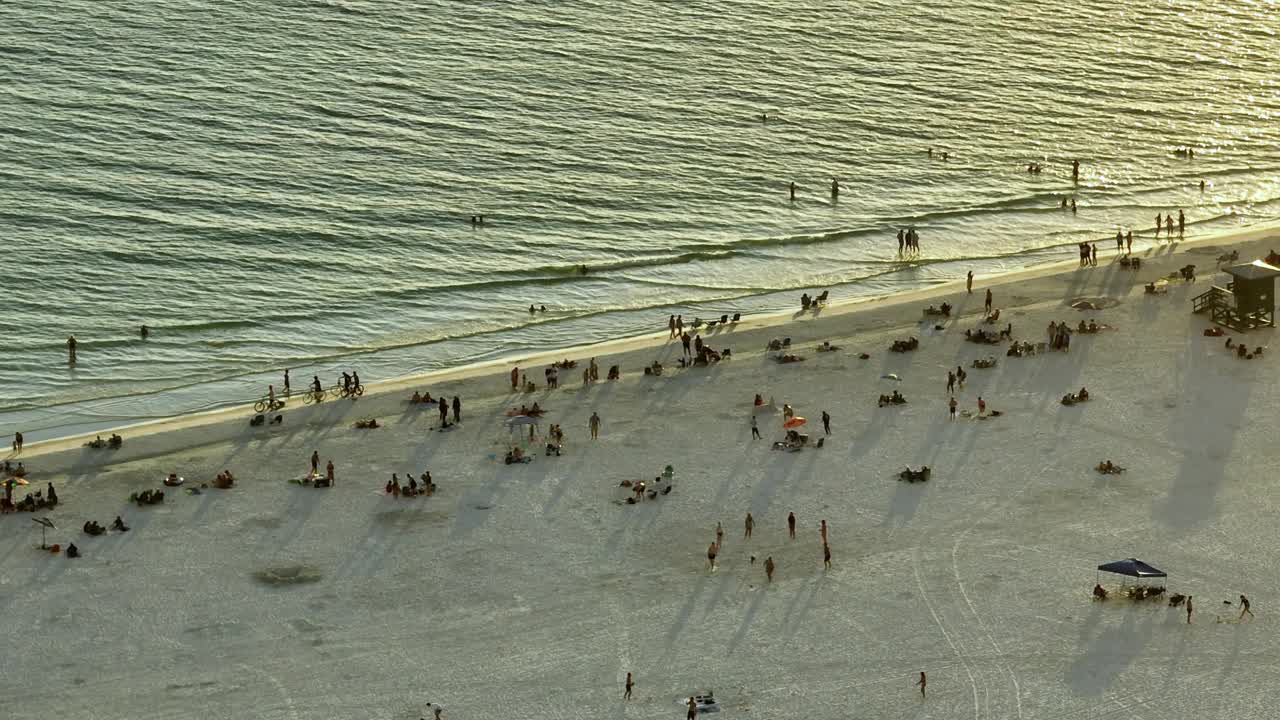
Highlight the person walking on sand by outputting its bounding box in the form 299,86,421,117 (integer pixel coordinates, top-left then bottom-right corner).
1178,209,1185,236
326,460,335,485
821,410,831,435
949,397,958,419
438,397,448,425
311,450,319,474
917,671,927,697
984,288,993,314
707,541,718,570
12,432,22,453
283,369,291,396
715,521,724,551
1240,594,1253,619
765,555,775,582
787,511,796,539
956,366,967,388
681,332,692,358
1090,243,1098,266
452,396,461,422
820,519,828,544
966,270,973,294
624,672,634,700
977,396,986,415
751,415,761,440
511,366,519,390
1186,595,1194,624
676,315,683,335
268,384,277,410
590,412,601,439
823,542,831,569
947,370,955,394
668,315,676,338
744,511,754,538
67,335,77,365
1126,231,1133,254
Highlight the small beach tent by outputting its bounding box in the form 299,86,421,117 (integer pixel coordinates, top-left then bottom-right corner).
1097,558,1166,583
504,415,541,446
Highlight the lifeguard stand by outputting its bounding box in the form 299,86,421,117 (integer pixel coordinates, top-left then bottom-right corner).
1192,259,1280,331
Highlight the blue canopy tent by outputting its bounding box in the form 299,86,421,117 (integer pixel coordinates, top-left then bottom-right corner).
1097,558,1166,585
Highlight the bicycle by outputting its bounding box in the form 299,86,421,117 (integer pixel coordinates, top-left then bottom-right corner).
253,397,286,413
302,389,327,405
332,383,365,399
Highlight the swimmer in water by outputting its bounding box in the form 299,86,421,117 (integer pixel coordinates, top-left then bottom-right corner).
830,178,839,199
789,181,796,201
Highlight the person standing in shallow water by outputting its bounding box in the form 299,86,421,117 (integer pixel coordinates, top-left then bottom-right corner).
789,181,796,201
830,178,839,200
966,271,973,294
67,335,77,365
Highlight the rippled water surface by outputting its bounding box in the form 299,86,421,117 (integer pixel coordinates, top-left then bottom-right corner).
4,0,1280,438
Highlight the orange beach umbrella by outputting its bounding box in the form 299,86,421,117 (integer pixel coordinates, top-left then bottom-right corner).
783,416,807,429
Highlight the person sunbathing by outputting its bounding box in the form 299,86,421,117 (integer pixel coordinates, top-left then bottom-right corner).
109,434,123,448
1077,387,1089,401
83,520,105,536
754,394,764,406
816,341,840,352
112,516,129,532
1093,584,1108,600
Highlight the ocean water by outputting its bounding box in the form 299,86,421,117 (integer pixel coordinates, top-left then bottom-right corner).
4,0,1280,441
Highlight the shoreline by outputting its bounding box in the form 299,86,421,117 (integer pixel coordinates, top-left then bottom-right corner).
10,216,1280,469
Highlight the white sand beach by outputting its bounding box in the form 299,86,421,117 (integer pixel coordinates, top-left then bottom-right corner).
4,226,1280,720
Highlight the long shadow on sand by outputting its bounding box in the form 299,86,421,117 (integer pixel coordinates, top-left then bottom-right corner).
1067,605,1154,696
